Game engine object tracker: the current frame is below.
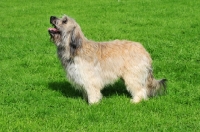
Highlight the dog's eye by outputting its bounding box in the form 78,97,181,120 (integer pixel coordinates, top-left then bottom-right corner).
62,19,67,24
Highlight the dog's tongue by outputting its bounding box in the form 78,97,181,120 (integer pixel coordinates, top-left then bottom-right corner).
48,28,58,32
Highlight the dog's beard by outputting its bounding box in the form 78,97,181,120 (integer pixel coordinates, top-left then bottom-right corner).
48,27,61,43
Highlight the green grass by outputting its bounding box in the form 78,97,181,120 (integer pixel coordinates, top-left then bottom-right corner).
0,0,200,131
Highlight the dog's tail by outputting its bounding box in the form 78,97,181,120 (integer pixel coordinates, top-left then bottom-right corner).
147,69,167,97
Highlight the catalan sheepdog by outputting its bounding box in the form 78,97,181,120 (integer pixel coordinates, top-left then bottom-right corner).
48,15,167,104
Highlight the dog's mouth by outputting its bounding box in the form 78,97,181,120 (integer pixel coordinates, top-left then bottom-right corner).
48,25,60,35
48,16,60,35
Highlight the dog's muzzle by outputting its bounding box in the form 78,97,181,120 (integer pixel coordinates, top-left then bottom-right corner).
50,16,57,24
48,16,60,34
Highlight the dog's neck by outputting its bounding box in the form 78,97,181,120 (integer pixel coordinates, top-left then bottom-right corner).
56,24,93,66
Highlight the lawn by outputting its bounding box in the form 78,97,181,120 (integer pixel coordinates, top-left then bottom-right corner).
0,0,200,131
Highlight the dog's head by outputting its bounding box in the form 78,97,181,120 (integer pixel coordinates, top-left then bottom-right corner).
48,15,76,43
48,15,77,35
48,15,83,56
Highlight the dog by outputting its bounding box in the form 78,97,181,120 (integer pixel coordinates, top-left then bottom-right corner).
48,15,167,104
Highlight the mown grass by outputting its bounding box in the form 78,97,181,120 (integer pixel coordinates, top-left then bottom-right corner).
0,0,200,131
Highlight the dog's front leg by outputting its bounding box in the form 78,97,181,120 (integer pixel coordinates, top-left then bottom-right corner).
84,87,102,104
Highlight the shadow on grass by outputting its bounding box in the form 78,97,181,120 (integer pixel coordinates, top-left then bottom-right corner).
48,81,81,98
102,80,130,97
48,80,130,99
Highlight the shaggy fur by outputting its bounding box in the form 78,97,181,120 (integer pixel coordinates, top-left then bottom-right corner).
48,15,167,104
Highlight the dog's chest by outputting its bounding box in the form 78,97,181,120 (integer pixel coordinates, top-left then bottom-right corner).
66,62,84,86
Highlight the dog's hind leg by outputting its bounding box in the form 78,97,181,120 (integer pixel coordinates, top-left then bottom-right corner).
123,73,148,103
127,83,148,103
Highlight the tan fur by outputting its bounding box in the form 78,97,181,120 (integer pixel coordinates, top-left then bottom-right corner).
48,15,167,104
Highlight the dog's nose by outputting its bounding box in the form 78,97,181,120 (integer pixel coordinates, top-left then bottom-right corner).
50,16,57,23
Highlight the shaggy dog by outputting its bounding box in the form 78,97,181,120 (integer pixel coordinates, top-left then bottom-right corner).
48,15,167,104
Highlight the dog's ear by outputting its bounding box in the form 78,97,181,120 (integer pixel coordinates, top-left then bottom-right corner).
70,27,82,56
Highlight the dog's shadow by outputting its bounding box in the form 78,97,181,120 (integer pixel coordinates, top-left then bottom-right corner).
48,80,130,99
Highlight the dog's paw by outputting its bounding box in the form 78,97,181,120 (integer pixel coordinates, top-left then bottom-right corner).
130,96,148,104
88,94,102,105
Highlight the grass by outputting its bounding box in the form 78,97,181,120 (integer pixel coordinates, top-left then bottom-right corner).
0,0,200,131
